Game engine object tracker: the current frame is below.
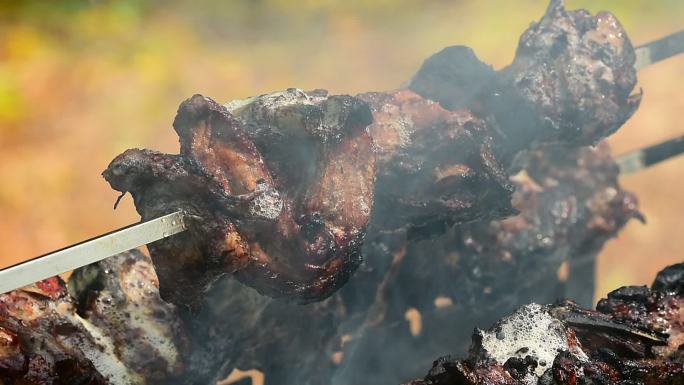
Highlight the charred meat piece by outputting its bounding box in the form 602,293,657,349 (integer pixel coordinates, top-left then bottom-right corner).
445,141,642,309
329,141,640,385
359,90,516,235
102,2,646,309
103,149,250,311
68,250,187,382
406,264,684,385
411,0,642,153
104,92,376,309
497,0,642,146
0,278,108,385
0,250,187,385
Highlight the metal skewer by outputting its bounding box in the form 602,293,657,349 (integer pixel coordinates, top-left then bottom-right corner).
0,211,186,294
635,29,684,70
616,134,684,174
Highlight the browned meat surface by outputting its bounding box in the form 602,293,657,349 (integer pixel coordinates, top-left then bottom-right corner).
104,92,375,309
329,142,640,385
411,0,642,153
498,0,641,146
68,250,187,382
359,90,515,234
103,148,248,312
0,250,187,385
406,263,684,385
0,278,107,385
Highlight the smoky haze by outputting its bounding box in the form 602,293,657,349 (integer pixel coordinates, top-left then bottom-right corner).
0,1,683,385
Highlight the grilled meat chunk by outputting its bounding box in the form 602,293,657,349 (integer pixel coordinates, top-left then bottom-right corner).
412,0,642,153
407,264,684,385
0,250,187,385
102,89,518,310
330,141,640,385
105,92,375,309
103,148,250,310
0,278,108,385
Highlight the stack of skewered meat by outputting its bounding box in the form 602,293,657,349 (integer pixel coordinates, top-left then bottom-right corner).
1,1,677,384
103,0,640,311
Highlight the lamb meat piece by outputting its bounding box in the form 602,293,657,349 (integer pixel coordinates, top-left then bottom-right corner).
104,92,376,309
0,250,188,385
411,0,642,154
358,90,516,235
68,250,188,382
443,141,642,310
103,148,252,310
328,141,640,385
406,264,684,385
0,278,108,385
496,0,642,147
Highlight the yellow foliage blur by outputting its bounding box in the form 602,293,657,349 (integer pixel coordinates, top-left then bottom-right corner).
0,0,682,303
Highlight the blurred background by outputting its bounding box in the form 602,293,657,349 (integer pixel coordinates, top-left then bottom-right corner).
0,0,682,305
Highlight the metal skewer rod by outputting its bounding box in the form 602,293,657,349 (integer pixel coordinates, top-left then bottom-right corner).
635,29,684,70
0,210,187,294
616,134,684,175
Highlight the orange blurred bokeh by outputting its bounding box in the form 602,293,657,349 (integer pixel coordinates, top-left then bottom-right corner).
0,0,682,306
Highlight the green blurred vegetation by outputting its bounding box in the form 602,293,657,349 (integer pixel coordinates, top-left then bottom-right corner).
0,0,682,301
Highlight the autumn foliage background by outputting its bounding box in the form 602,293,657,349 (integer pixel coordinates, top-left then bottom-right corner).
0,0,682,303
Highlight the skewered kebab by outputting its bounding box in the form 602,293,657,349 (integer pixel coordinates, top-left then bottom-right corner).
1,1,682,384
102,0,646,311
105,93,376,309
405,263,684,385
329,140,641,385
0,137,671,385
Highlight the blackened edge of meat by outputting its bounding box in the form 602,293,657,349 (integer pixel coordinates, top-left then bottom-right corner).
652,263,684,295
409,46,497,111
484,0,642,150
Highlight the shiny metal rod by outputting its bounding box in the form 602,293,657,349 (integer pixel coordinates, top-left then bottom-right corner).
616,134,684,175
0,210,187,294
635,29,684,70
